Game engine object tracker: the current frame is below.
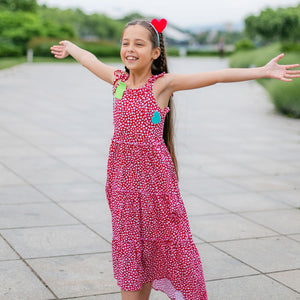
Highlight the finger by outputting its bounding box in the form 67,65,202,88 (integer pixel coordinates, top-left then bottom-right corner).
273,53,285,62
286,70,300,74
280,77,292,82
50,46,63,51
51,50,62,55
285,64,300,69
285,74,300,78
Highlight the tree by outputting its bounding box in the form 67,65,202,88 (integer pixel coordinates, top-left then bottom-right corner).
244,5,300,44
0,0,38,12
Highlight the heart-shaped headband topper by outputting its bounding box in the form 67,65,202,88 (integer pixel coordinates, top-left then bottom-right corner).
151,18,167,33
150,18,167,47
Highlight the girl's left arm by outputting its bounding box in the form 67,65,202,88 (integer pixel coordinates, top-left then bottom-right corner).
168,53,300,93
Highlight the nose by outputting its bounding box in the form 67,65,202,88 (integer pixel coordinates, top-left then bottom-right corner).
127,44,134,52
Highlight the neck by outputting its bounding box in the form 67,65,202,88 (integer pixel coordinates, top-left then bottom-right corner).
126,68,152,89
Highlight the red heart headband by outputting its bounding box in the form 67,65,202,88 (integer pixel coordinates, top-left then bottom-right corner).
150,18,167,47
151,18,167,33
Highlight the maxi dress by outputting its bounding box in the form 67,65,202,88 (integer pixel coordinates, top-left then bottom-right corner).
105,70,207,300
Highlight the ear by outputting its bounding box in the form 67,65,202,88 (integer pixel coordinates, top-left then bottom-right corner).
152,47,161,60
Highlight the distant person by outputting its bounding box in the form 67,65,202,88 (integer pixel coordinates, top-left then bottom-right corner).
218,36,225,57
50,18,300,300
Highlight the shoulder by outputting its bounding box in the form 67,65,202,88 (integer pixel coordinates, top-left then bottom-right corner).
153,72,174,90
113,69,129,86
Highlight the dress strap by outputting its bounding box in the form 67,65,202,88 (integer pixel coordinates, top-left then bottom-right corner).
147,72,166,85
113,70,129,86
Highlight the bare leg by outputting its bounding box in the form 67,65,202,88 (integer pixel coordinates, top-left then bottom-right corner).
121,282,152,300
140,282,152,299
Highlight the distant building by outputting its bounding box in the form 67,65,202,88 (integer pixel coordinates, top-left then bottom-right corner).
164,26,193,46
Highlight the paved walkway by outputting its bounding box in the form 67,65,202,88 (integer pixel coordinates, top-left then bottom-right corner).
0,58,299,300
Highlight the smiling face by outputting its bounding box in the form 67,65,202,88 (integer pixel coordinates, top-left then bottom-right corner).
121,24,161,73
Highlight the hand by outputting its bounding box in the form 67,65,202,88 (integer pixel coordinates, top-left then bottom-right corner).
264,53,300,82
50,41,70,59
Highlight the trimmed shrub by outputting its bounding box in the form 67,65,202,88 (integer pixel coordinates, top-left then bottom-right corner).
27,38,121,57
265,79,300,118
230,43,300,118
234,38,255,51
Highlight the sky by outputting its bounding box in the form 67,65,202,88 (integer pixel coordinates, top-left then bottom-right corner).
38,0,300,28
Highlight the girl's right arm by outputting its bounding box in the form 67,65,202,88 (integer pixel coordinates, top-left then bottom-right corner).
50,41,116,84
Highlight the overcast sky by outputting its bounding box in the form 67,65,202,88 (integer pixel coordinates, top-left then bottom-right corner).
38,0,300,28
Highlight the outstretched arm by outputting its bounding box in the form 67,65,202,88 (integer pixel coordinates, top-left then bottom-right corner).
50,41,116,84
168,53,300,92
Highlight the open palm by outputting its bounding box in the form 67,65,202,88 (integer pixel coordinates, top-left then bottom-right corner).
264,53,300,82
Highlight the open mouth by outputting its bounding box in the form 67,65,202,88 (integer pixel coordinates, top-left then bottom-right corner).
126,56,138,62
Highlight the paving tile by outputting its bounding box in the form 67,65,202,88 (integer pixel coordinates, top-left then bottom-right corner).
262,190,300,207
199,162,260,177
0,260,54,299
27,253,119,299
0,185,50,205
177,165,211,179
179,177,246,196
206,274,300,300
241,209,300,235
288,234,300,242
59,200,111,224
1,156,93,184
196,243,258,281
0,202,79,229
269,269,300,293
213,236,300,273
1,224,111,259
0,236,19,261
226,175,295,192
34,182,104,203
189,213,276,242
37,144,99,157
0,164,25,186
77,167,107,184
58,155,108,170
177,153,221,167
183,194,227,215
86,222,113,245
243,158,299,175
202,192,289,212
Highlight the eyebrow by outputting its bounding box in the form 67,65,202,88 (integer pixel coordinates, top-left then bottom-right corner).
122,38,146,42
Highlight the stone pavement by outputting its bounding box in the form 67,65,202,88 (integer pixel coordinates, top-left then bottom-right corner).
0,57,299,300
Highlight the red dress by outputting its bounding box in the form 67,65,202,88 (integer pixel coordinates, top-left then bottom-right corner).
105,70,207,300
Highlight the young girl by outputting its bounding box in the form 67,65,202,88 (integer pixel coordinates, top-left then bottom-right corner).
50,19,300,300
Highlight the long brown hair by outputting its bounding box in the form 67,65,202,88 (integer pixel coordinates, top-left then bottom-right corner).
123,20,178,179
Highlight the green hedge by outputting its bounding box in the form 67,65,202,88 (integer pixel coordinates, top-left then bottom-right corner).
27,37,121,57
265,80,300,117
229,43,300,118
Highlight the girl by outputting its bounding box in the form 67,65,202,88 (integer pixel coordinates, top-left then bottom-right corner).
50,19,300,300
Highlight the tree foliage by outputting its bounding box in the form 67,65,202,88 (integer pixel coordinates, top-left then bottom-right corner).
245,5,300,44
0,0,38,12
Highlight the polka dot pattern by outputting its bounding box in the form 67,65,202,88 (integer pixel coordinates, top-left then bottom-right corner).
105,70,207,299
